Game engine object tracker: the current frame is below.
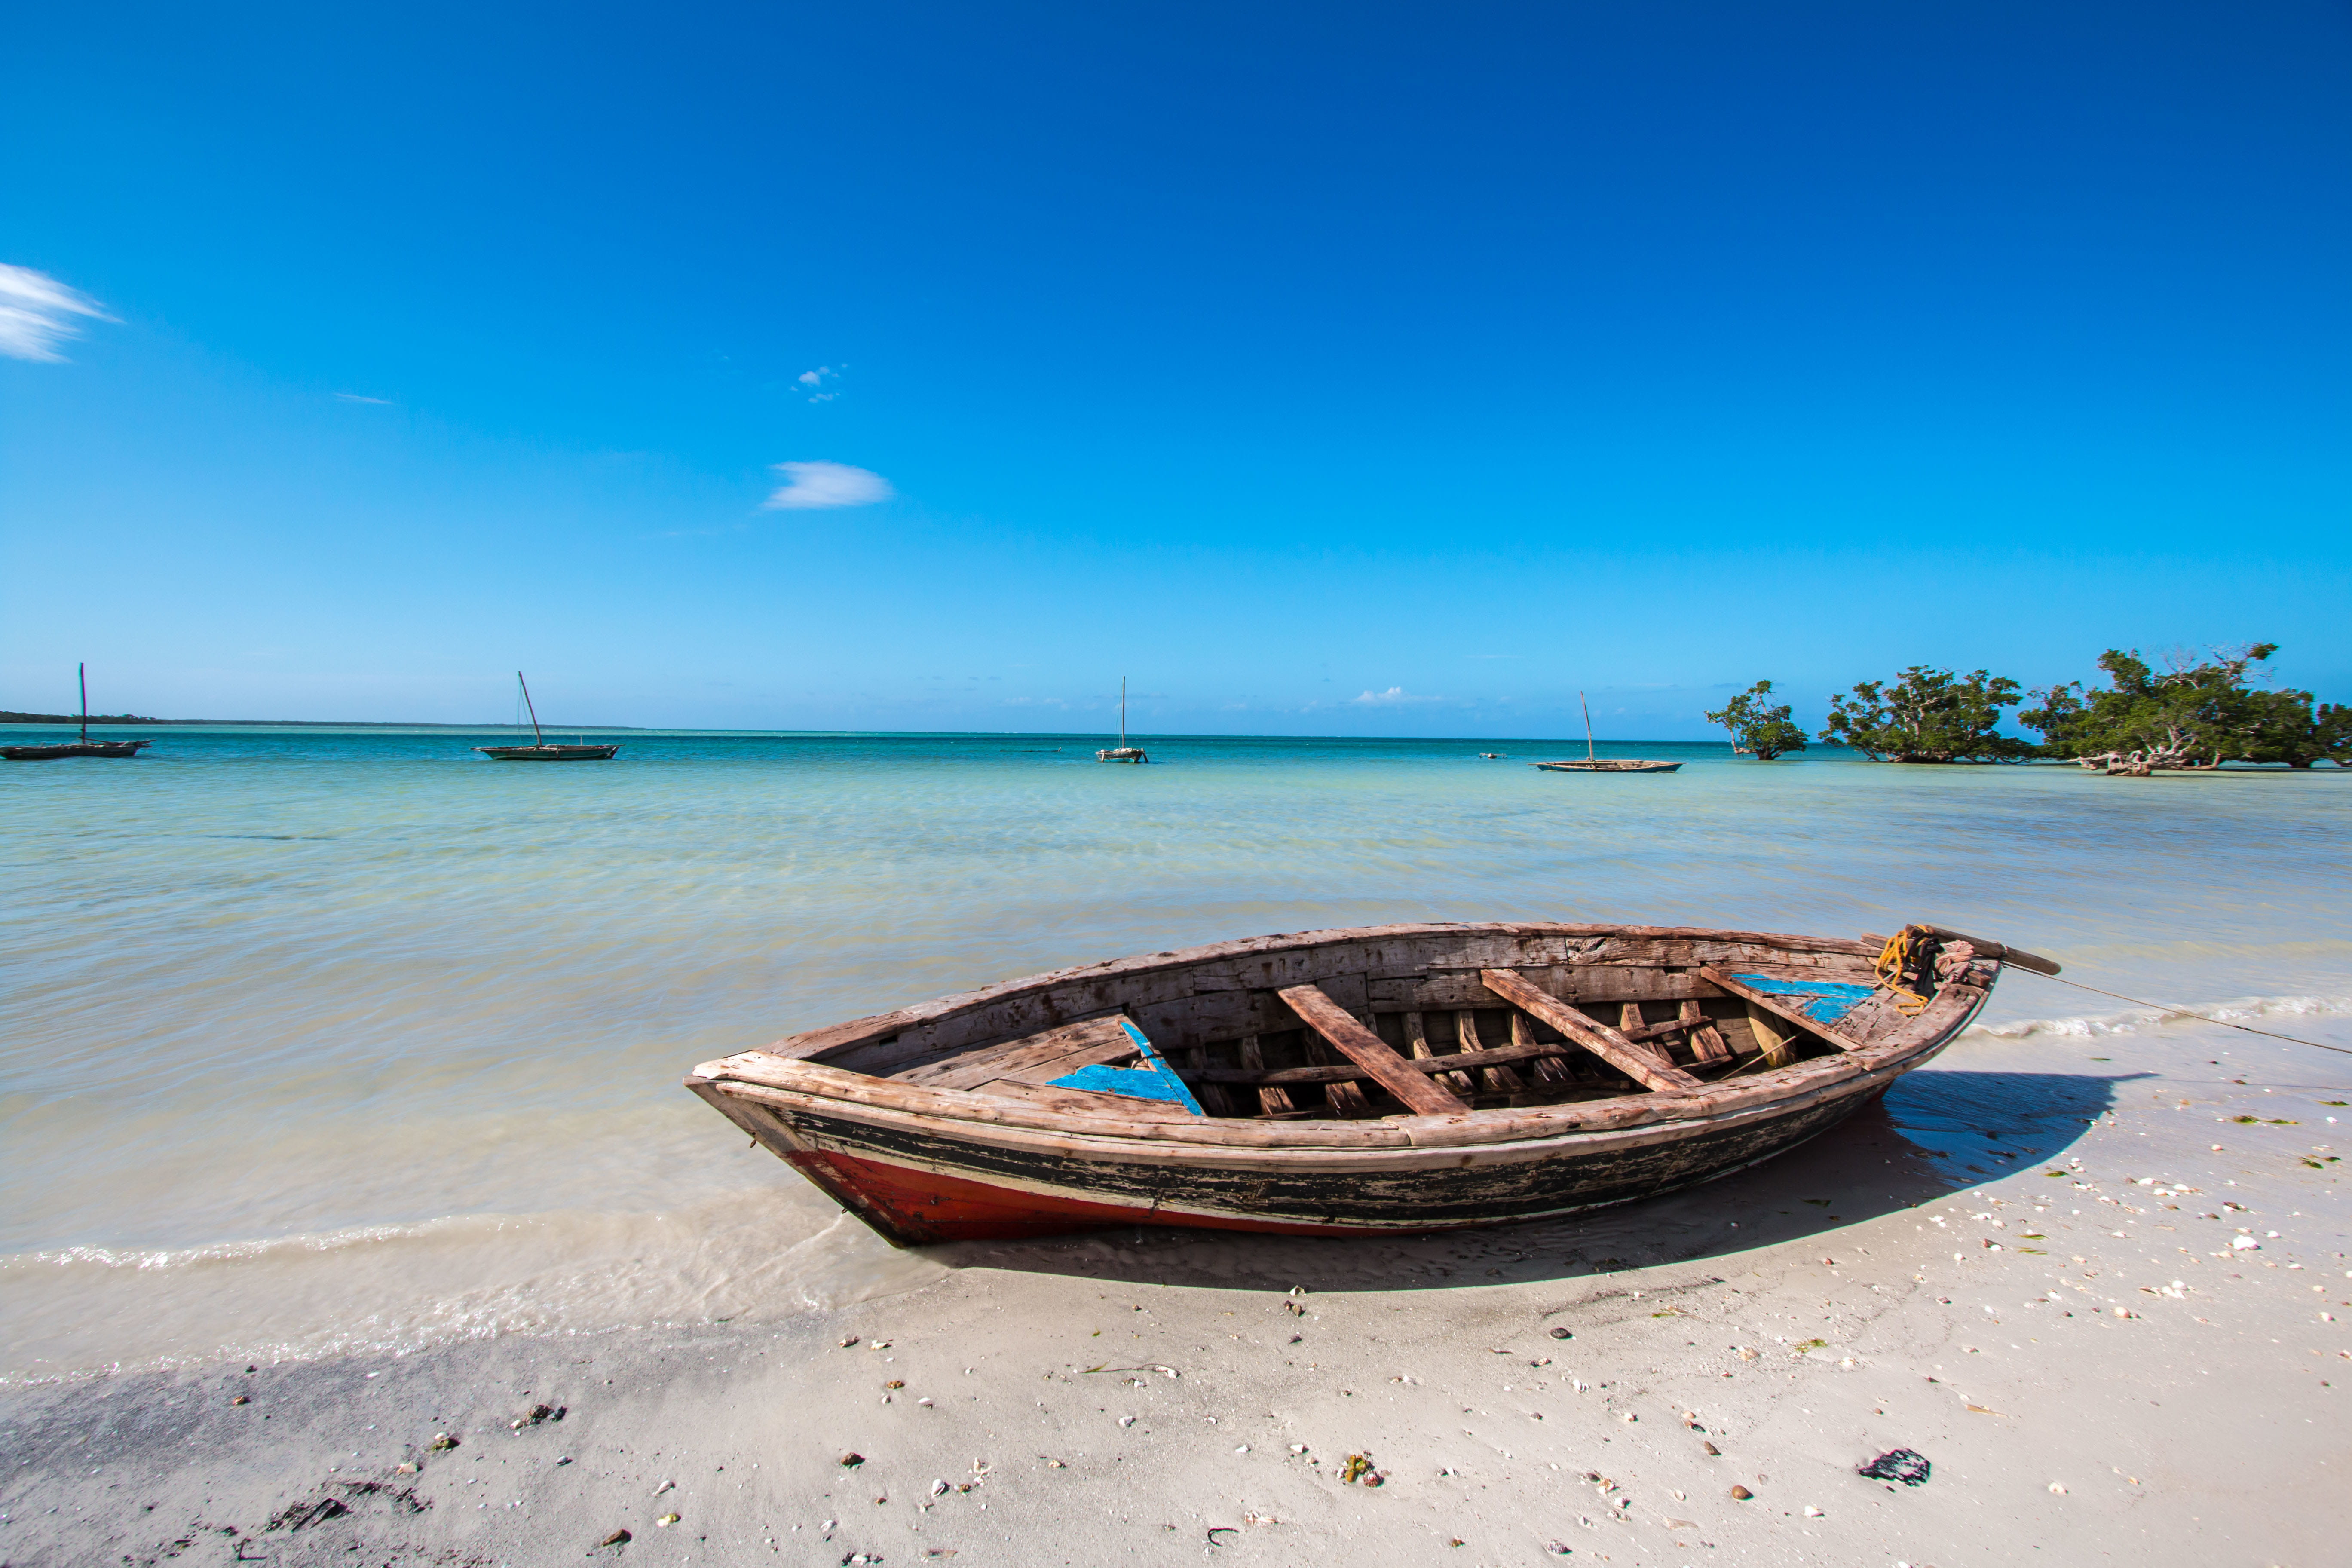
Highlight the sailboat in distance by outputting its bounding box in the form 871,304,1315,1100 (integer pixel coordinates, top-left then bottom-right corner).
473,673,621,761
1532,691,1681,774
2,664,153,760
1096,677,1147,763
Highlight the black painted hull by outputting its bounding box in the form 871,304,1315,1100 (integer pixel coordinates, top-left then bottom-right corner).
2,740,152,760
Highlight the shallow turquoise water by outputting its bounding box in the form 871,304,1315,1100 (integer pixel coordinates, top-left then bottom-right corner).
4,729,2348,1375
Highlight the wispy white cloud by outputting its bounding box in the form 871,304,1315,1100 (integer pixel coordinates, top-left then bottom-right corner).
0,264,115,361
762,459,894,510
1352,686,1443,705
335,392,393,405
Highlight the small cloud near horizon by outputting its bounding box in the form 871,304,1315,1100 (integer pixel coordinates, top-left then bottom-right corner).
0,263,116,361
763,460,894,510
1353,686,1443,705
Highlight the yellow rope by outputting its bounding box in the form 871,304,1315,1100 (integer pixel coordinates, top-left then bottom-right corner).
1875,925,1932,1016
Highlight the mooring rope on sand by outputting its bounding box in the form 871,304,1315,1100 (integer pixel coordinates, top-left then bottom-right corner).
2018,970,2352,1058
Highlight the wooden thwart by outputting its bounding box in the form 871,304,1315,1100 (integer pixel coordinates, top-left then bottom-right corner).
1478,969,1703,1093
1277,984,1467,1115
1697,967,1865,1054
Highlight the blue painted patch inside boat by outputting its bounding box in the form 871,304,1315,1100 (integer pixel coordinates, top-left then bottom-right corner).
1731,974,1877,1024
1048,1018,1206,1115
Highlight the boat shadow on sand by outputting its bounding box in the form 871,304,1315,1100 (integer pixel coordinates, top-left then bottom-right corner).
922,1068,2139,1295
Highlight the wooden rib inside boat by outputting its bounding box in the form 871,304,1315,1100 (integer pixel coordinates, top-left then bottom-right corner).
686,919,2056,1245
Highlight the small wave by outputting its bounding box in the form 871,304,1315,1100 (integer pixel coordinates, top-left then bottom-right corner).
1967,991,2352,1042
0,1192,947,1386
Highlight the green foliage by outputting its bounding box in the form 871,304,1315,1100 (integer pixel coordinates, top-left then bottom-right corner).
1703,680,1807,760
1819,666,2032,762
2018,643,2347,771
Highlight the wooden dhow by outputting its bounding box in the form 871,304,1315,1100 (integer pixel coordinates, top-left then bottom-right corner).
686,919,2056,1245
473,671,620,761
1096,676,1145,763
1533,690,1680,774
1,664,153,761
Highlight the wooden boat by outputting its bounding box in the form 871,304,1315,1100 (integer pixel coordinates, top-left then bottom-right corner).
686,919,2055,1245
1095,676,1145,763
2,665,153,761
1533,691,1679,774
1535,758,1681,774
473,672,619,761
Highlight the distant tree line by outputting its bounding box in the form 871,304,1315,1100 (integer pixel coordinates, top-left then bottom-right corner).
1709,644,2350,772
0,709,163,726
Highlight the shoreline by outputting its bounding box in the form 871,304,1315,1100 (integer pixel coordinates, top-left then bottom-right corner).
7,1028,2342,1567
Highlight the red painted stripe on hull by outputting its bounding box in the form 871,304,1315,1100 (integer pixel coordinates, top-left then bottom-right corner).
786,1150,1369,1245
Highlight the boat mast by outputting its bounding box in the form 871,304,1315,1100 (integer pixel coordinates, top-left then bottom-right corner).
517,671,545,746
78,662,89,743
1119,677,1127,748
1580,690,1595,763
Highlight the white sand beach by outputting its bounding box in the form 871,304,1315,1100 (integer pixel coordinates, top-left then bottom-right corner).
8,1020,2342,1568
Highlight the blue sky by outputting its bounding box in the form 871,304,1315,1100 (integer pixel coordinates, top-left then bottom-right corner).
5,2,2348,735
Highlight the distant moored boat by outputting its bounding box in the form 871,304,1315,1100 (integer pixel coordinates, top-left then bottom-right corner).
1533,692,1681,774
1096,677,1146,763
473,672,620,761
1,664,153,761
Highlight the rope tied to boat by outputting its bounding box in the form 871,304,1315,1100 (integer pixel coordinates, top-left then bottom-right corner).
1874,925,1933,1017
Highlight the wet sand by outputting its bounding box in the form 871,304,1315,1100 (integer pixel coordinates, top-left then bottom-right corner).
6,1025,2344,1568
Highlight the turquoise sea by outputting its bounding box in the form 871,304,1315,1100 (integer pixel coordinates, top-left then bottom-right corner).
5,727,2349,1378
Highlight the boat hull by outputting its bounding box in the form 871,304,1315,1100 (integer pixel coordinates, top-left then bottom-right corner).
1533,760,1681,773
2,739,152,760
687,919,2021,1246
710,1067,1908,1243
473,744,621,760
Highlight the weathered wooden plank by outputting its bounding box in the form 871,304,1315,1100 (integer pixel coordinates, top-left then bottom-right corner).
1405,1009,1476,1098
1745,1004,1800,1068
1184,1047,1237,1117
1368,968,1726,1010
1698,966,1866,1054
900,1015,1142,1090
968,1078,1202,1121
1513,1010,1577,1088
1278,984,1467,1115
1920,926,2061,976
1237,1034,1295,1118
1682,999,1732,1065
1178,1033,1616,1088
1619,1002,1672,1064
1478,970,1703,1093
1320,1020,1377,1118
1456,1008,1526,1094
